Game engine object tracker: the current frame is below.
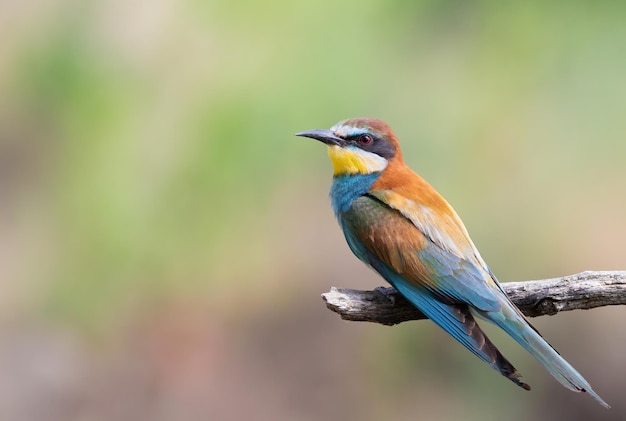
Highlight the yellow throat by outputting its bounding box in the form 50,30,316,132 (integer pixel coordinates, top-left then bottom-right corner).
327,145,388,176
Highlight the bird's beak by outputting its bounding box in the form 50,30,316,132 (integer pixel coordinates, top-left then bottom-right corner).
295,129,343,146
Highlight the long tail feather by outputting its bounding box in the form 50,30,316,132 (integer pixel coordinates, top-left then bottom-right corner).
448,303,531,390
390,278,530,389
474,302,610,408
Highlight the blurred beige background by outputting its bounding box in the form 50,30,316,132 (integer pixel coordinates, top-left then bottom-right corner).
1,1,625,420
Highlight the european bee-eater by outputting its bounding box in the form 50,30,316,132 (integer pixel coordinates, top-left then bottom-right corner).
296,117,608,407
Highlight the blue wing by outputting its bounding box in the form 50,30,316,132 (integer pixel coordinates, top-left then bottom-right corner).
340,211,528,388
343,194,502,312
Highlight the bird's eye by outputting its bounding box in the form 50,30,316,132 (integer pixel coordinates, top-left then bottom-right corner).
357,134,373,145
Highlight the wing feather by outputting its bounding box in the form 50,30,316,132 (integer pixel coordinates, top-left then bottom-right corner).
343,193,501,312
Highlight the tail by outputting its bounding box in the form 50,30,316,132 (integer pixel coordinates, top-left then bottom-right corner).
474,301,610,408
389,278,532,390
449,304,531,391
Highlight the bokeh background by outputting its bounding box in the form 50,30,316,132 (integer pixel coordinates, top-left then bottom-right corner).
1,1,625,420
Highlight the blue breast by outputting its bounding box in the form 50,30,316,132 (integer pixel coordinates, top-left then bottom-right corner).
329,173,382,216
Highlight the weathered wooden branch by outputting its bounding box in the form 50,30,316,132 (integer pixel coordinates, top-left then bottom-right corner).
321,271,626,326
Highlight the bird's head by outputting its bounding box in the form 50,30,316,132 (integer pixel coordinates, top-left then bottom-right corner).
296,118,402,177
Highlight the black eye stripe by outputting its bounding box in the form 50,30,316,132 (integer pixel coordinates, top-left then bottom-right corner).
343,133,396,160
346,133,378,143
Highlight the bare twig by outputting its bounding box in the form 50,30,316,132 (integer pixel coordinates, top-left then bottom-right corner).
321,271,626,325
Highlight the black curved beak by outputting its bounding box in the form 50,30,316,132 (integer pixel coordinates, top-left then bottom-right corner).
295,129,342,146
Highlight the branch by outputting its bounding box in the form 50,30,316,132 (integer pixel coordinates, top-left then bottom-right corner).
321,270,626,326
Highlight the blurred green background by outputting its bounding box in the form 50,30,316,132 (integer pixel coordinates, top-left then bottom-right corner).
1,1,625,420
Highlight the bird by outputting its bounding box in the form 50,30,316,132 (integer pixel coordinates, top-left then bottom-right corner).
296,117,608,408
